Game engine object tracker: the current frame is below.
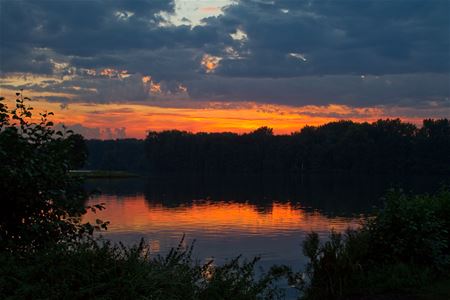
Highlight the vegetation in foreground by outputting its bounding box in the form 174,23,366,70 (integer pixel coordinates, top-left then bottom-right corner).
0,238,288,300
296,188,450,300
1,93,449,299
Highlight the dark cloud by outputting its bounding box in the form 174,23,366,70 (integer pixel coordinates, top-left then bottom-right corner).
1,0,175,54
213,0,450,77
185,73,450,108
0,0,449,109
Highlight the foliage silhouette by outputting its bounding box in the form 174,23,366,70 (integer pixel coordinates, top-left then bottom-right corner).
0,236,288,300
85,119,450,175
295,188,450,299
0,92,98,251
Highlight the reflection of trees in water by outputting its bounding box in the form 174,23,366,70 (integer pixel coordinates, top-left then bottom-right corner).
84,174,448,217
84,197,358,235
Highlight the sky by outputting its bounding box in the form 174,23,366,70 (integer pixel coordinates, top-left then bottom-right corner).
0,0,449,139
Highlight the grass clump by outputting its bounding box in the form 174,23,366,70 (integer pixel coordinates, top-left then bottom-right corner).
0,237,286,300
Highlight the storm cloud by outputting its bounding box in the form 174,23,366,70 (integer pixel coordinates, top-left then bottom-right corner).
1,0,449,110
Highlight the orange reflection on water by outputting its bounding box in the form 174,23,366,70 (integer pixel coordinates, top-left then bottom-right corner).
84,194,359,237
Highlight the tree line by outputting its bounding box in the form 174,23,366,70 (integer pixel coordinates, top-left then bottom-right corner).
85,119,450,174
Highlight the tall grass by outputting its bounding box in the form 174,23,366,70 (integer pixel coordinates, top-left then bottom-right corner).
0,237,288,300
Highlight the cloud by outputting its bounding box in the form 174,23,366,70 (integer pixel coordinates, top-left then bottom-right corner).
212,0,450,77
0,0,449,110
185,73,450,108
201,54,222,73
55,123,127,140
2,71,449,117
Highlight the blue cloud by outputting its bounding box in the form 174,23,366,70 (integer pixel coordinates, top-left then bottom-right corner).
0,0,449,109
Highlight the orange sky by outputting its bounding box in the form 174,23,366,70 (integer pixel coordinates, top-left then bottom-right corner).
1,86,428,139
2,86,428,138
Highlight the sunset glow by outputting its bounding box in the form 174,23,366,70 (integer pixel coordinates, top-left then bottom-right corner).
0,84,433,139
201,54,222,73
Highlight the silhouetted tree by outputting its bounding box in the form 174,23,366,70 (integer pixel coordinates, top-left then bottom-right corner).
0,93,94,251
66,133,88,169
83,120,450,175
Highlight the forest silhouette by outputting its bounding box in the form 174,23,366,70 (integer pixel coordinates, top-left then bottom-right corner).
86,119,450,175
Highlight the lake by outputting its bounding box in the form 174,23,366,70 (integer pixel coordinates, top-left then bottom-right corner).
83,174,444,271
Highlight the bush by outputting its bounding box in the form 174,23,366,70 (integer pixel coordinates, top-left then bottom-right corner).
366,189,450,270
297,188,450,299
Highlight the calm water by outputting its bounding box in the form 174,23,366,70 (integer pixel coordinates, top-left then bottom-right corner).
83,174,445,270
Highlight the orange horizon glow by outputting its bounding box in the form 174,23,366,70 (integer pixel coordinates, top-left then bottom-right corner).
0,87,430,139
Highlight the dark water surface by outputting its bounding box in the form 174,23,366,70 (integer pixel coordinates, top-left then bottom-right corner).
83,174,446,271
